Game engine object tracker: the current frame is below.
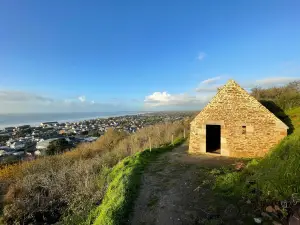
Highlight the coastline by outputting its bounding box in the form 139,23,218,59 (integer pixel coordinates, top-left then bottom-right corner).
0,111,149,129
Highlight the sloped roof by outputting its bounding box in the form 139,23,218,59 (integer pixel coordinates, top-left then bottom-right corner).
192,79,289,129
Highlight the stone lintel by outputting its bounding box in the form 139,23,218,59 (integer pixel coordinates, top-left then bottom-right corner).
204,120,224,126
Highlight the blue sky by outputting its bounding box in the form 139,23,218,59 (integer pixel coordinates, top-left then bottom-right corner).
0,0,300,113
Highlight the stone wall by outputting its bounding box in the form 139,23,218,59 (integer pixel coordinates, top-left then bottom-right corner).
189,80,288,158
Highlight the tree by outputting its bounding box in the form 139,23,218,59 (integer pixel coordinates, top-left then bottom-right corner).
14,128,32,138
46,139,72,155
88,130,102,137
251,80,300,110
94,128,128,151
80,130,89,135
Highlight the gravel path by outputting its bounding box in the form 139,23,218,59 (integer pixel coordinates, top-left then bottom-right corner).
128,143,248,225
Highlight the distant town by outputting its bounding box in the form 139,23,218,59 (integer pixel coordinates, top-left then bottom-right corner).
0,112,195,164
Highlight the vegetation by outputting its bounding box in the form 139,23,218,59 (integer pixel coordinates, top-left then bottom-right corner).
46,138,73,155
86,138,184,225
14,128,32,138
1,82,299,224
251,80,300,110
0,135,10,144
286,107,300,132
0,120,190,225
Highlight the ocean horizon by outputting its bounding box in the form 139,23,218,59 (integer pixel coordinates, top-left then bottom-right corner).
0,111,146,129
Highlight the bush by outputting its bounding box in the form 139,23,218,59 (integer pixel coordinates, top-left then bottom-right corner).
46,138,73,155
251,80,300,110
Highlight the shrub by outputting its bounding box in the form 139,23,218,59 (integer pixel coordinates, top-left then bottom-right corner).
251,80,300,110
46,138,73,155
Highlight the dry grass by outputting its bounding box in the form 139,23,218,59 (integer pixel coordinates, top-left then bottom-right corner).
0,120,190,225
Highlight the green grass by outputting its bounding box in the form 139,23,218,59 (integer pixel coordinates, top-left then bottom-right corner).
286,107,300,131
251,134,300,200
84,138,185,225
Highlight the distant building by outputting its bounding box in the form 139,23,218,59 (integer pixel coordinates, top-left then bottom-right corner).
16,125,31,130
40,122,59,127
189,79,288,158
10,141,26,150
58,129,66,135
0,133,10,139
4,127,15,132
36,138,59,150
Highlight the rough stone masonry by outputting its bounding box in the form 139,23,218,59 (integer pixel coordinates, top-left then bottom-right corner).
189,79,288,158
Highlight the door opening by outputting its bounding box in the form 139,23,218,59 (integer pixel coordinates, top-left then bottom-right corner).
206,125,221,154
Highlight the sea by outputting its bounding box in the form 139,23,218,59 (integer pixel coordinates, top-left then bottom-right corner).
0,111,144,129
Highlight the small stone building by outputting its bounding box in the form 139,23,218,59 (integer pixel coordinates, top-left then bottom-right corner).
189,79,288,158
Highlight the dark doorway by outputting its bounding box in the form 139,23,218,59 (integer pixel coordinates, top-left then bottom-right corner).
206,125,221,154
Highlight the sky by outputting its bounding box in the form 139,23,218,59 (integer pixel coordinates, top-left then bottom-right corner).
0,0,300,113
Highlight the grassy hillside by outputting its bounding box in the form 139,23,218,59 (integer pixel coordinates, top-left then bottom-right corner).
0,120,190,225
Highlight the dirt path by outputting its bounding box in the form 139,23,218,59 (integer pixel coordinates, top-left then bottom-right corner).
129,144,255,225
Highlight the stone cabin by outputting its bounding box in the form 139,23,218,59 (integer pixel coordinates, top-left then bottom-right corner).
189,79,288,158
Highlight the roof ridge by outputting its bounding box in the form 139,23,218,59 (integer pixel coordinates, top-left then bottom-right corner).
192,79,289,129
224,80,289,128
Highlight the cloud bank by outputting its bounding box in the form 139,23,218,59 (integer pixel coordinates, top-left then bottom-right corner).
1,76,299,113
0,90,128,113
78,96,86,102
254,77,299,86
144,91,212,109
201,76,221,85
0,90,53,103
144,75,300,109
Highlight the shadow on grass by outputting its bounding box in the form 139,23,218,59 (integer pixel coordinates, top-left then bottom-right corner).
260,100,294,134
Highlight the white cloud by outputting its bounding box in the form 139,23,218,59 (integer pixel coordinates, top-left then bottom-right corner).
0,90,53,103
195,85,221,92
201,76,221,85
255,77,299,86
196,76,223,92
197,52,206,61
144,75,300,109
64,99,73,104
239,76,300,89
78,96,86,102
0,90,128,113
144,91,212,107
196,76,300,92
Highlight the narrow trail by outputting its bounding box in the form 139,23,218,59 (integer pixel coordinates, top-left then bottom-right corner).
128,144,253,225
